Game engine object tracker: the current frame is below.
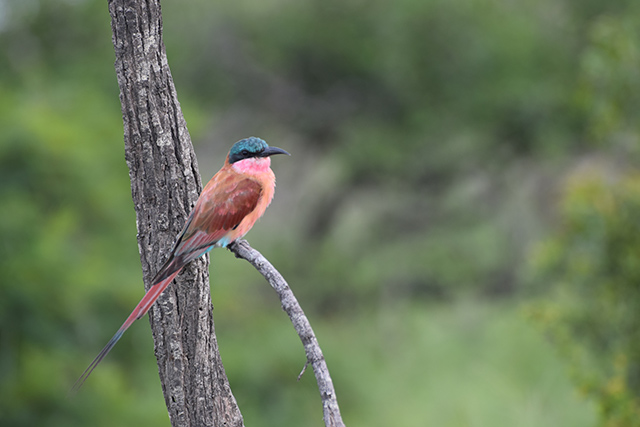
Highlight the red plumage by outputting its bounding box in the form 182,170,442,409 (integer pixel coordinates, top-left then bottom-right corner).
72,138,287,392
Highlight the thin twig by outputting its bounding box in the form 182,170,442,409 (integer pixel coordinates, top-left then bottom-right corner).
228,239,346,427
297,360,310,382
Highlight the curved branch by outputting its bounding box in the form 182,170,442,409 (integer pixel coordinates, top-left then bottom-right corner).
228,239,346,427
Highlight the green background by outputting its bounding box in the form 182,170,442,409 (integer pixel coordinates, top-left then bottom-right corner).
1,0,639,425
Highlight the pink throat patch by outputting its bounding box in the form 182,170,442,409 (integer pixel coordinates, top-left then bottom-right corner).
232,157,271,175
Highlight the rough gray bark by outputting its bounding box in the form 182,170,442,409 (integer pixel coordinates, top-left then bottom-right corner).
108,1,244,426
108,1,345,426
229,240,346,427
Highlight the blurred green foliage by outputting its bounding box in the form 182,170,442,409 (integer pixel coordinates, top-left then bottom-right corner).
577,13,640,148
0,69,170,426
530,171,640,426
527,10,640,427
0,0,638,425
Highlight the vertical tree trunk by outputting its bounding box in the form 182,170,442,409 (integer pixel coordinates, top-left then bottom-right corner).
107,1,244,425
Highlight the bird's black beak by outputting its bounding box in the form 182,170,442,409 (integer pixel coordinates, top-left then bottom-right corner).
260,146,291,157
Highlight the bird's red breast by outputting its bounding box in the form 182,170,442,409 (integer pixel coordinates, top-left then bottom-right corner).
72,137,287,392
171,156,275,260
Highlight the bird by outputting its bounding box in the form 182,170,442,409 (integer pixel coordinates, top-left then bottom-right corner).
72,137,289,392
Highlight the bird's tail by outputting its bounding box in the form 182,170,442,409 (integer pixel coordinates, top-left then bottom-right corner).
70,269,181,394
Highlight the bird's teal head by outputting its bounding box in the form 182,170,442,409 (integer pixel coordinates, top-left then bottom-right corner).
228,137,290,164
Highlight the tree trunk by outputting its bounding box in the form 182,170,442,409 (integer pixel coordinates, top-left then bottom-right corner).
107,1,244,425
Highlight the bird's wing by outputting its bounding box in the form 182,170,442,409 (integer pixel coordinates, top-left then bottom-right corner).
72,167,264,393
149,173,262,285
179,173,262,252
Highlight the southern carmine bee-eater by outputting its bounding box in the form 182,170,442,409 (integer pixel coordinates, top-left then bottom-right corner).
72,137,289,391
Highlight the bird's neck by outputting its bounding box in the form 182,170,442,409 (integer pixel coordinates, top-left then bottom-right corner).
231,157,272,175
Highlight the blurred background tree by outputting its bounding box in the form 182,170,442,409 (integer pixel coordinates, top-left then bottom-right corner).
530,171,640,426
528,9,640,427
0,0,638,425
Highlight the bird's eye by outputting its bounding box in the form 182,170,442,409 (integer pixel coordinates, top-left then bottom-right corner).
241,149,249,156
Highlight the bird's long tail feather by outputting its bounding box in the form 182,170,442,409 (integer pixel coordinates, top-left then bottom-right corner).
71,269,181,393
